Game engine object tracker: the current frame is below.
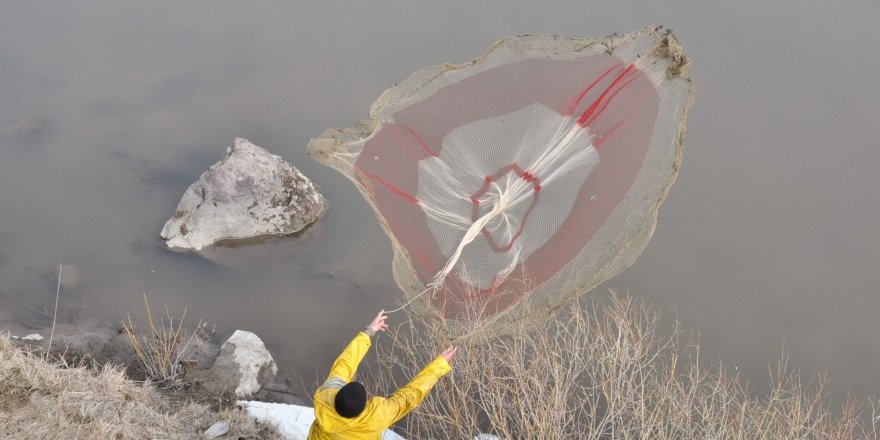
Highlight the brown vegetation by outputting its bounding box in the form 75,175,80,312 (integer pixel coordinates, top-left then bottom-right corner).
121,293,203,385
4,288,877,439
372,291,879,439
0,334,275,439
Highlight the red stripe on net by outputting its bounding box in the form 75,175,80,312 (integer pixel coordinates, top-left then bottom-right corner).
358,169,420,205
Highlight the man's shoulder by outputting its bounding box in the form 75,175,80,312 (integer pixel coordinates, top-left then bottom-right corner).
320,375,347,391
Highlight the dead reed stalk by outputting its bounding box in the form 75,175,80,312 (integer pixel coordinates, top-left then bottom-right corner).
121,293,202,385
46,262,62,357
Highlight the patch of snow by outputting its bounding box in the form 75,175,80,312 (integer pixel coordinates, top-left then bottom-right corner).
237,401,405,440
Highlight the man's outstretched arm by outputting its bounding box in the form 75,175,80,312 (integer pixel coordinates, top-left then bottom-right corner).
323,310,389,384
368,345,457,428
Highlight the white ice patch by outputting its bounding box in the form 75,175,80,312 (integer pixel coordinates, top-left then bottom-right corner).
237,402,406,440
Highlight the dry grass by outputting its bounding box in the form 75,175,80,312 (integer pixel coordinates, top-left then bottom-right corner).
121,293,203,384
372,291,879,439
0,333,277,439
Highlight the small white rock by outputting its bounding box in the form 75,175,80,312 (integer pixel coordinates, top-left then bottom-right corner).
226,330,278,397
204,420,230,439
205,330,278,398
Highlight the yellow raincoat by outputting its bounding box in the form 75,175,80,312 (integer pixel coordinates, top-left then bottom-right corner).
308,332,451,440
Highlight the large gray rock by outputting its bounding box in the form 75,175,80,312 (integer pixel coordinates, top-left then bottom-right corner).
201,330,278,398
160,137,324,250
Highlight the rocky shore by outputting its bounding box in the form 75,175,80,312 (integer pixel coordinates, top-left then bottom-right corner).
2,321,313,439
6,322,304,404
1,321,427,439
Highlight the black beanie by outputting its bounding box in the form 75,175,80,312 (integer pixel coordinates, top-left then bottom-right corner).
334,382,367,418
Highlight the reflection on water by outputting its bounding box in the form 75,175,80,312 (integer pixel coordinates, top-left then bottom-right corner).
1,1,879,398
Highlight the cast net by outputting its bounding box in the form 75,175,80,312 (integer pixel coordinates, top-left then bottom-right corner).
309,27,694,340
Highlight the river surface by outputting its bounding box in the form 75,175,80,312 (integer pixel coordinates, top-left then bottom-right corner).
1,1,879,399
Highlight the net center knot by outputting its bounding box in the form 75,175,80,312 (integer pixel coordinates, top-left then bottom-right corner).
468,163,541,252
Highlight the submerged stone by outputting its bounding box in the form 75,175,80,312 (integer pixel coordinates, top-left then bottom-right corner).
160,137,324,250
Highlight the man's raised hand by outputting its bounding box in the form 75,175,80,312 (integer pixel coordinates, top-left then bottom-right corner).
367,310,389,334
439,345,458,363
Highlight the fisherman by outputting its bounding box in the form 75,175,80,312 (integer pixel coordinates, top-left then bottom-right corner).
308,310,457,440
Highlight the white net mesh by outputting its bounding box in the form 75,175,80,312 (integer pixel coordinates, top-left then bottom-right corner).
309,26,694,340
418,103,599,290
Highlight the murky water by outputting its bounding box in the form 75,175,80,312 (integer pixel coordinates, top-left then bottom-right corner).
1,1,879,398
